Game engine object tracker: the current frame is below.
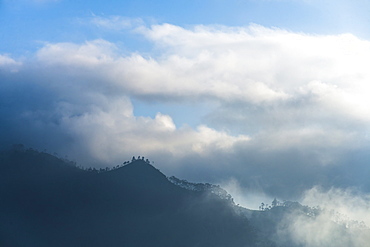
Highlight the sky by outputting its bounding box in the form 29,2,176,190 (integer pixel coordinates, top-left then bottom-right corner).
2,0,370,212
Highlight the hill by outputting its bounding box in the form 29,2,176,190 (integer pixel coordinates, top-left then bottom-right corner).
2,148,368,247
0,148,255,247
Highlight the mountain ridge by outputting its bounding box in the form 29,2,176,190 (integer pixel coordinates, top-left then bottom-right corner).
0,148,256,247
2,148,368,247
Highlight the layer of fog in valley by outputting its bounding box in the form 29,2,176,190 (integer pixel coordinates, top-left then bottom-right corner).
226,181,370,247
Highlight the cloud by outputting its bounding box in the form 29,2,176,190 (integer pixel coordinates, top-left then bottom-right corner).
276,186,370,247
0,54,19,65
0,59,250,168
301,186,370,227
2,21,370,199
90,15,144,31
221,178,273,209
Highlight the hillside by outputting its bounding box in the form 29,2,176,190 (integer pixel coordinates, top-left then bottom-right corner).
0,148,255,247
2,148,368,247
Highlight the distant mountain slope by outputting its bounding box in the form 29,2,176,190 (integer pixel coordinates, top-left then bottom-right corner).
0,149,256,247
6,148,367,247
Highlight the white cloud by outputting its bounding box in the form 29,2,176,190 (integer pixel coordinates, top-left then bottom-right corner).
1,86,249,167
2,21,370,198
302,186,370,226
65,105,250,164
90,16,144,31
0,54,21,67
28,26,369,138
0,54,22,73
221,178,273,209
276,186,370,247
37,40,118,66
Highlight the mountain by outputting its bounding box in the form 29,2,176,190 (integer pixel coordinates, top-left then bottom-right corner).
0,148,255,247
2,148,368,247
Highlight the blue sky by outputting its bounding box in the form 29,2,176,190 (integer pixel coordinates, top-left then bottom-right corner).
2,0,370,55
2,0,370,214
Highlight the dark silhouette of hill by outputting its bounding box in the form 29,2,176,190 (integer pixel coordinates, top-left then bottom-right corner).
0,148,256,247
3,148,368,247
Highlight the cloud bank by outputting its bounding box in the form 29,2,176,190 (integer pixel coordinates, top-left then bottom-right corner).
276,186,370,247
2,20,370,199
